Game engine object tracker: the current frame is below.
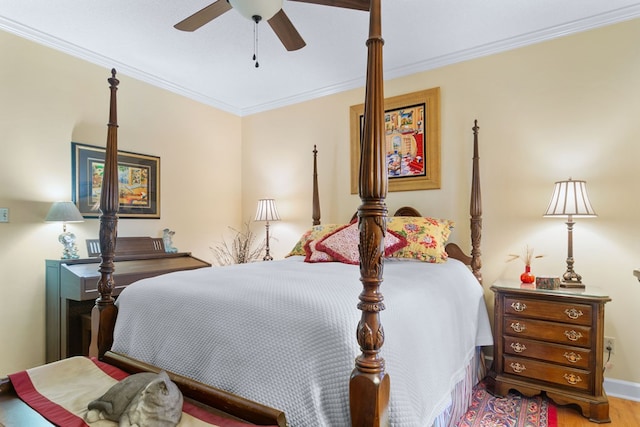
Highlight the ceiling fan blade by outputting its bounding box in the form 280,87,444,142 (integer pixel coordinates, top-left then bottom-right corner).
288,0,370,11
174,0,233,32
268,9,306,51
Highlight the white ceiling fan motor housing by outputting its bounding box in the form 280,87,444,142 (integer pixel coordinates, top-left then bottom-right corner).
229,0,283,21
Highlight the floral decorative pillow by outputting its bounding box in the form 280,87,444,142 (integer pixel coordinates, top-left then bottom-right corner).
386,216,454,263
307,222,408,265
286,224,345,257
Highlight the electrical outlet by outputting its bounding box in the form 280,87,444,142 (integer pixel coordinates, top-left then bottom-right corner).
604,336,615,355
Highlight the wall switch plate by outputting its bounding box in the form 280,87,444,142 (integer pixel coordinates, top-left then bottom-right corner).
0,208,8,223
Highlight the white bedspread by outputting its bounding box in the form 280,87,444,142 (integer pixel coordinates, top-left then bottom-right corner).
112,257,492,427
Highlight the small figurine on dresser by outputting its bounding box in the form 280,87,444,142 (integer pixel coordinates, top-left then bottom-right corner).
162,228,178,253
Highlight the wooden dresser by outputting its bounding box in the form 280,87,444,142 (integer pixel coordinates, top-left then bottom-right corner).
45,237,210,362
489,280,611,423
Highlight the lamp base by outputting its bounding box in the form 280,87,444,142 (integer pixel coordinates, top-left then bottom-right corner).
59,231,80,259
560,281,586,289
560,268,584,288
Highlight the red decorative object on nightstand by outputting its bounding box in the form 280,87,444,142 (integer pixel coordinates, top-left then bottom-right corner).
520,265,535,284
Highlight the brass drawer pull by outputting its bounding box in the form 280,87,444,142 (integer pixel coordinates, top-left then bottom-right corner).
564,330,583,341
510,322,526,333
564,373,583,385
511,301,527,312
565,308,584,320
511,342,527,353
563,352,583,363
510,362,526,373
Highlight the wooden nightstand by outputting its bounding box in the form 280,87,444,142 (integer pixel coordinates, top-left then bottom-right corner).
489,280,611,423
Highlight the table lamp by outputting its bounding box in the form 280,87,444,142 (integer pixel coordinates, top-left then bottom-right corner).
543,178,596,287
46,201,85,259
255,199,280,261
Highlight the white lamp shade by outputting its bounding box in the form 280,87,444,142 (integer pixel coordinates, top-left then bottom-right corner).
45,201,85,223
229,0,282,21
544,179,596,218
255,199,281,222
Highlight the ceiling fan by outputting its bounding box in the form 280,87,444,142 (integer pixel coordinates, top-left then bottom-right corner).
174,0,370,52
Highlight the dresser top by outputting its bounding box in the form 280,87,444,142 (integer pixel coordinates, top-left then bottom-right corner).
491,279,610,300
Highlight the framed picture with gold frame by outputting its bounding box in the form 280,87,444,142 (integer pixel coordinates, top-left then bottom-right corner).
350,87,440,193
72,142,160,218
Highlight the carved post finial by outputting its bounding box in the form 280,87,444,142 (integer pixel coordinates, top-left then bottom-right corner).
470,119,482,284
312,145,321,226
350,1,390,425
90,68,120,358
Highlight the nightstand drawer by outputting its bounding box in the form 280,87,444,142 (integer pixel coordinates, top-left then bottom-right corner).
504,316,591,347
503,336,591,369
504,355,591,392
504,297,592,325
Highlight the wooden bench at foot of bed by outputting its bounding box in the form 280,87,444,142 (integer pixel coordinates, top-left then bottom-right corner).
0,354,286,427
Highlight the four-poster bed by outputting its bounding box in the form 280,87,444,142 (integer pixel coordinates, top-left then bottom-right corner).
86,68,488,427
1,1,491,426
91,0,488,426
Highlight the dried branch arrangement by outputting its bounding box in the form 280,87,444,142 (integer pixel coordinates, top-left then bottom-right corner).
507,244,544,266
210,222,266,266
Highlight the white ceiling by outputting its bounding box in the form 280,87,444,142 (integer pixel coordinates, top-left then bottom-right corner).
1,1,640,116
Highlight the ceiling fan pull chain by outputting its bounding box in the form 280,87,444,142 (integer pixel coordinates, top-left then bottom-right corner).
253,15,261,68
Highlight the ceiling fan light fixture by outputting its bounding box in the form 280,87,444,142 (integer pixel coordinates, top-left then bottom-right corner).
229,0,283,21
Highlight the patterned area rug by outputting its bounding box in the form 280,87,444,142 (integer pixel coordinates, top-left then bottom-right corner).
456,380,557,427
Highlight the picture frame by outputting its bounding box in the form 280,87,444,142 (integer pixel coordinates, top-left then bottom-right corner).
350,87,441,193
72,142,160,218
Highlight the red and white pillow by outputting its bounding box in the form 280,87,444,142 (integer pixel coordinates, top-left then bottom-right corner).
286,224,344,257
304,222,408,265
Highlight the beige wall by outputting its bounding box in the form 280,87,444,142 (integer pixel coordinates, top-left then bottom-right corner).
0,30,242,375
2,18,639,389
242,19,640,385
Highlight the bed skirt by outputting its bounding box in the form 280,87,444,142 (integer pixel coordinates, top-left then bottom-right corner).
432,347,486,427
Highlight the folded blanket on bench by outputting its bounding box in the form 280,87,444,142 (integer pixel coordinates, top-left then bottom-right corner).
8,356,273,427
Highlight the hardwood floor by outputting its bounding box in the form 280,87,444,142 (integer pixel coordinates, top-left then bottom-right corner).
556,396,640,426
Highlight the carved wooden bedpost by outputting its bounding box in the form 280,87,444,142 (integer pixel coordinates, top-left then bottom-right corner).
89,69,120,358
470,120,482,284
350,1,390,426
312,145,321,226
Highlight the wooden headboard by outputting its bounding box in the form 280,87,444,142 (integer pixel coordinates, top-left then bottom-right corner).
321,121,483,284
